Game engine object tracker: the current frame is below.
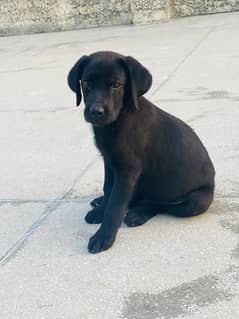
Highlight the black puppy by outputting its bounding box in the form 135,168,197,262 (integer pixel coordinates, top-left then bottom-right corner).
68,51,215,254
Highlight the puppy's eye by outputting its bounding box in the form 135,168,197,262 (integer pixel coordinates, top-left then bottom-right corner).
111,82,121,89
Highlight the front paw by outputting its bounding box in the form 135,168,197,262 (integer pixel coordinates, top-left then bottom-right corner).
90,196,104,208
85,207,104,224
88,230,116,253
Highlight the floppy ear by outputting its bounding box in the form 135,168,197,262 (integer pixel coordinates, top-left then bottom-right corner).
121,56,152,110
67,55,89,106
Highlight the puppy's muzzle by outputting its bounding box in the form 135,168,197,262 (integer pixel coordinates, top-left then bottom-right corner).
86,104,106,125
89,105,104,117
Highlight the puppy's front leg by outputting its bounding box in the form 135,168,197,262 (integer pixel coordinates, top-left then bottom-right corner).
88,169,140,253
86,161,114,224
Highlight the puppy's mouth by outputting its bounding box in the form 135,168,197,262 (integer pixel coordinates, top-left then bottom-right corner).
87,118,106,126
84,114,112,126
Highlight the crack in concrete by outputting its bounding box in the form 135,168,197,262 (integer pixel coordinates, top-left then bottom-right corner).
0,157,98,267
0,196,235,204
150,26,217,99
0,107,70,113
0,65,58,74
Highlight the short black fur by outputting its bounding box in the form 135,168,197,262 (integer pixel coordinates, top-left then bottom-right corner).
68,51,215,253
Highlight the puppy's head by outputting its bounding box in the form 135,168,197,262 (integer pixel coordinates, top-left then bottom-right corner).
68,51,152,126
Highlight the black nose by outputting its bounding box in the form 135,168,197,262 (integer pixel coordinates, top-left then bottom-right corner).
89,106,104,117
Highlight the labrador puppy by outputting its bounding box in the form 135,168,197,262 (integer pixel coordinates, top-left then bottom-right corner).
68,51,215,254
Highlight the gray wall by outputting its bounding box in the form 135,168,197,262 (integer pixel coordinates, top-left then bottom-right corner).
0,0,132,35
0,0,239,36
172,0,239,16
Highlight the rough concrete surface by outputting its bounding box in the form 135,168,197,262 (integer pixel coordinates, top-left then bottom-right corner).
173,0,239,16
0,12,239,319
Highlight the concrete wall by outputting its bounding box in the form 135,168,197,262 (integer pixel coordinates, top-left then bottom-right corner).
0,0,132,35
172,0,239,16
0,0,239,36
131,0,169,24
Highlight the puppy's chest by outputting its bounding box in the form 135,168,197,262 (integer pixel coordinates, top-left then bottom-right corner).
94,129,121,154
93,128,134,163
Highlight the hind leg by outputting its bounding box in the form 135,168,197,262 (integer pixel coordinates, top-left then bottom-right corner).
124,203,158,227
161,185,214,217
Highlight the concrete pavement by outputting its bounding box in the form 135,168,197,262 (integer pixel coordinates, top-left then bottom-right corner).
0,12,239,318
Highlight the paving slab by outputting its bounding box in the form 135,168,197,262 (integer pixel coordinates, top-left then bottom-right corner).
0,202,46,257
0,109,97,200
0,11,239,319
0,199,239,319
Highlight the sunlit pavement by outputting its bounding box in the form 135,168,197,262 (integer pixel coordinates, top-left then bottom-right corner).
1,12,239,319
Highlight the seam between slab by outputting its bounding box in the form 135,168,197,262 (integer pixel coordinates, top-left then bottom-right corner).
0,157,98,268
150,25,217,99
0,193,237,267
0,107,71,113
0,195,237,203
